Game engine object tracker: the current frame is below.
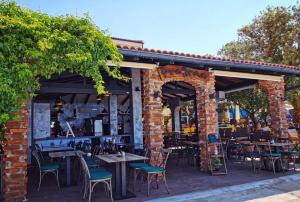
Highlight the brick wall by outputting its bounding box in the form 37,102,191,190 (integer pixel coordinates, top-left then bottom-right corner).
3,107,28,202
142,66,218,171
258,80,289,138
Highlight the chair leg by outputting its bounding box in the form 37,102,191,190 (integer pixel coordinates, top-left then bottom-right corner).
109,179,114,202
163,172,169,194
56,170,60,190
88,181,92,202
37,172,42,191
147,173,151,196
272,159,276,175
133,169,137,192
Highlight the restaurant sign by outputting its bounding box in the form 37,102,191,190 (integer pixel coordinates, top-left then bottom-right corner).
157,65,209,81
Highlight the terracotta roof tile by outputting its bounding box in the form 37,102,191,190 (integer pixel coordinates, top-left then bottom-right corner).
117,44,300,70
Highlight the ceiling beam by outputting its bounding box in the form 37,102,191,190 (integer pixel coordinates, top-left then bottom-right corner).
162,87,195,95
107,60,156,69
213,70,283,81
38,82,129,95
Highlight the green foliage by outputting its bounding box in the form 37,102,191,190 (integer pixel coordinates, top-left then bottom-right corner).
0,1,123,127
226,88,269,124
218,4,300,116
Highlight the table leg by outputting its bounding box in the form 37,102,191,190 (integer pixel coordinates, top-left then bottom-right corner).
66,156,71,186
121,161,127,197
115,162,121,195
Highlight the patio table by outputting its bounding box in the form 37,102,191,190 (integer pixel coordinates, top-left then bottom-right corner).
48,150,85,186
96,153,148,200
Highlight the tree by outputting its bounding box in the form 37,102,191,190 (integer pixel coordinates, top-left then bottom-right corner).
226,88,269,126
218,5,300,124
0,1,124,136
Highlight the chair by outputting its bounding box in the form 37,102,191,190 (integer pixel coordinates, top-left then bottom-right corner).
279,129,300,171
129,147,151,192
254,141,284,175
32,150,60,191
77,153,113,202
140,148,172,196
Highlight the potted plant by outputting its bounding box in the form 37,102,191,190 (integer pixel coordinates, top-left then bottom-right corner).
212,158,223,171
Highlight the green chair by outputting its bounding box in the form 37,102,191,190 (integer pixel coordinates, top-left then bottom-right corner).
129,148,151,192
280,150,300,171
77,154,113,202
32,150,60,191
255,141,284,175
140,148,172,196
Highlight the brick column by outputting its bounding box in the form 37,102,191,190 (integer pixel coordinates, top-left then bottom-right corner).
258,80,289,138
142,69,164,164
195,73,218,171
3,107,28,202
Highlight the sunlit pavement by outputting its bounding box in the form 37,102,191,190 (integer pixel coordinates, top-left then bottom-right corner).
146,173,300,202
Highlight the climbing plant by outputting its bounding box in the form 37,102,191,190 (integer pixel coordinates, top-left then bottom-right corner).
0,1,124,131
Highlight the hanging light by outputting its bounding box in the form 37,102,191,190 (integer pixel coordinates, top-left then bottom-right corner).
54,104,61,111
96,94,103,101
55,96,65,106
102,91,112,97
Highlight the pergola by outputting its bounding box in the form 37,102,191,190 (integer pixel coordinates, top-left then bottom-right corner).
2,38,300,201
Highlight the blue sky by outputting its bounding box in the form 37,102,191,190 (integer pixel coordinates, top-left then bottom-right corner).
16,0,297,55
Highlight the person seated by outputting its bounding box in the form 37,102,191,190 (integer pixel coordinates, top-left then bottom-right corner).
261,123,271,132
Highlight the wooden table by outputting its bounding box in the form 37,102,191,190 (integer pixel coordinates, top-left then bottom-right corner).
49,150,85,186
96,153,148,200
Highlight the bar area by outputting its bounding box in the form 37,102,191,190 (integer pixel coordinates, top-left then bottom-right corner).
30,67,143,158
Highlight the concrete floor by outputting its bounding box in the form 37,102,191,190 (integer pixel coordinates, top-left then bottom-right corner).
146,174,300,202
27,155,298,202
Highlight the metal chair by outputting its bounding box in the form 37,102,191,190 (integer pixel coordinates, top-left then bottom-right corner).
254,141,284,175
129,147,151,192
140,148,172,196
32,150,60,191
77,153,113,202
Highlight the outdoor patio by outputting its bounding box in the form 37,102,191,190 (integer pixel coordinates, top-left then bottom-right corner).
27,155,297,202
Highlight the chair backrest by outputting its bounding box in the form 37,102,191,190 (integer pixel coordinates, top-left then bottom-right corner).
261,131,271,141
225,128,232,138
236,128,249,138
76,153,91,179
32,150,41,170
159,148,172,169
251,132,261,142
34,144,44,161
208,134,218,144
253,141,272,155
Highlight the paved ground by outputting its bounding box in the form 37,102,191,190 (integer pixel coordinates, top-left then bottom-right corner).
146,174,300,202
27,155,298,202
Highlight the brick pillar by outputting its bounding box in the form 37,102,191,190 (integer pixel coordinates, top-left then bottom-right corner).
258,80,289,138
142,69,164,164
3,107,28,202
195,73,218,171
293,106,300,127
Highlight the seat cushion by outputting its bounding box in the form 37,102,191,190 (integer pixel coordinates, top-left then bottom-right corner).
281,151,300,156
262,152,281,157
90,169,112,180
41,163,59,171
129,162,148,169
141,165,164,173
